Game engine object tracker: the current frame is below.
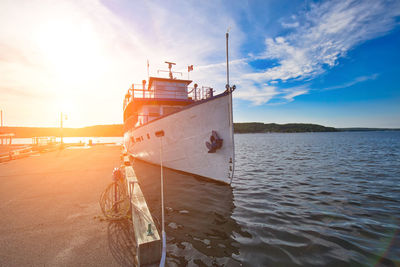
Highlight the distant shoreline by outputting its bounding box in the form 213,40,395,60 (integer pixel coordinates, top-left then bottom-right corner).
234,123,338,133
337,127,400,132
1,123,399,138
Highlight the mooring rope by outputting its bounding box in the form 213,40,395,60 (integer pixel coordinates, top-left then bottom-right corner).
99,179,130,221
98,170,162,232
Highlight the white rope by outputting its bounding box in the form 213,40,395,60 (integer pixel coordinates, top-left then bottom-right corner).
159,136,166,267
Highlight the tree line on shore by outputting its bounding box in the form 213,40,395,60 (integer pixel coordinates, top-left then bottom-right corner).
234,122,338,133
1,123,341,138
3,123,399,138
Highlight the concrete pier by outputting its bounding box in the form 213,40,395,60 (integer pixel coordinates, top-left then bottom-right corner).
0,145,134,266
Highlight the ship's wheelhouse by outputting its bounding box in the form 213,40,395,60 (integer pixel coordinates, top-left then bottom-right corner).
123,77,195,129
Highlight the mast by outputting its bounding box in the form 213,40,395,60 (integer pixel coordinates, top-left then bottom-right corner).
165,61,175,79
226,30,235,184
226,31,229,88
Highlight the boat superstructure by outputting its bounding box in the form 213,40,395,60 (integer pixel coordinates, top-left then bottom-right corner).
123,62,235,184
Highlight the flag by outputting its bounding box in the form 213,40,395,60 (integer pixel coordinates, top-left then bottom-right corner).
188,65,193,72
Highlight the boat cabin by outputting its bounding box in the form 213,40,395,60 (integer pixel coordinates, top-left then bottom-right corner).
123,63,214,129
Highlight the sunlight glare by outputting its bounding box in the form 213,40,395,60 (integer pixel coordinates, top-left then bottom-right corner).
35,18,106,90
56,97,79,127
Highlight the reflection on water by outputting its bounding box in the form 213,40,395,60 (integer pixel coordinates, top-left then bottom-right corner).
127,132,399,266
133,160,248,266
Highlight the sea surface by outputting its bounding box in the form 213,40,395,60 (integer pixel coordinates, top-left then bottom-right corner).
132,131,400,266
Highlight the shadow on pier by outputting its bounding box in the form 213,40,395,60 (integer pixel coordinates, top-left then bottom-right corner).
107,219,137,267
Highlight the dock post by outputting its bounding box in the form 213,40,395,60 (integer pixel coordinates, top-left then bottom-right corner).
124,165,161,266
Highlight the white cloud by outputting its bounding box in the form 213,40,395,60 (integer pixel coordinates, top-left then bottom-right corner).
234,82,278,106
262,0,400,82
283,88,309,102
321,73,379,91
281,21,299,28
234,0,400,105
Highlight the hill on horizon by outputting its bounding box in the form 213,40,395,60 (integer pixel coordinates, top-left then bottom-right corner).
3,123,400,138
234,123,338,133
0,122,344,138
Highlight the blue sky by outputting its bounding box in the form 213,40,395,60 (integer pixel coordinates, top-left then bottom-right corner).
0,0,399,127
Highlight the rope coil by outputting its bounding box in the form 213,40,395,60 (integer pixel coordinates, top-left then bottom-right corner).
99,178,130,221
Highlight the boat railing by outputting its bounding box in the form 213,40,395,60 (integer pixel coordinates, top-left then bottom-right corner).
188,86,214,101
124,85,214,110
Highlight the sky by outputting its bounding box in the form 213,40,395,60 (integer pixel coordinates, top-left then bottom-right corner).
0,0,399,128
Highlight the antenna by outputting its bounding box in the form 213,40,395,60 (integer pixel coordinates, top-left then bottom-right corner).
224,30,236,94
157,61,182,79
165,61,175,79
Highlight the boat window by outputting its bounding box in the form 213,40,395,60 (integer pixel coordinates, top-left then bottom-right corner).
141,136,144,141
136,137,141,142
148,107,160,119
163,106,181,115
147,133,150,139
149,112,160,117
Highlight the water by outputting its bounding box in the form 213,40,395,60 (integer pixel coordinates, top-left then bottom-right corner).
131,131,400,266
233,132,400,266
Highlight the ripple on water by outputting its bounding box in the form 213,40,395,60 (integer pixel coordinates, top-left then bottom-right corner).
131,132,400,266
233,132,400,265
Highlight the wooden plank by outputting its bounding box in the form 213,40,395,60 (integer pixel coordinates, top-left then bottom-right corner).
125,166,161,266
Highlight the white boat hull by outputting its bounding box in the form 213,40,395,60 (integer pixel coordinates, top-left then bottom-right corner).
124,92,235,184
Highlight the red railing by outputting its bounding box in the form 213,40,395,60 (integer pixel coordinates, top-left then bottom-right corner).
123,84,214,110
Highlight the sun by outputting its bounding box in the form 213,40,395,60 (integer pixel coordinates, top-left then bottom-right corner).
34,16,108,128
35,17,106,91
